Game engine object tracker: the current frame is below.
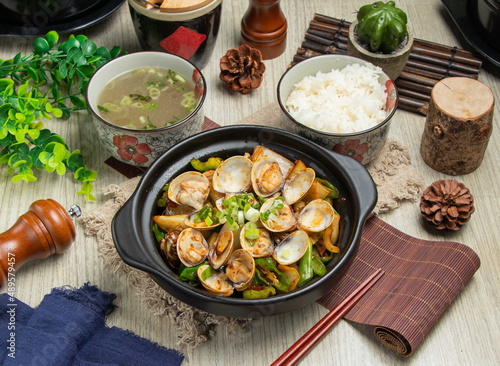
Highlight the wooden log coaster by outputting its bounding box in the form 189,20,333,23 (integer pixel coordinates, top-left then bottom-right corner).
420,77,494,175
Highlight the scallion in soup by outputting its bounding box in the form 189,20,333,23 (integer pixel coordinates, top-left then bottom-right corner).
97,67,197,130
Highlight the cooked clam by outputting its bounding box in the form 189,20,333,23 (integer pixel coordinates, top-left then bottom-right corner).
225,249,255,291
273,230,310,265
212,156,253,194
298,199,335,232
240,225,274,257
176,228,209,267
197,264,234,297
251,145,294,179
159,231,181,269
260,196,296,232
251,157,284,197
168,172,210,211
208,223,234,269
282,168,316,205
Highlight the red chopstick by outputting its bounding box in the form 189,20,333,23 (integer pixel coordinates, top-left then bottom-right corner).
271,268,385,366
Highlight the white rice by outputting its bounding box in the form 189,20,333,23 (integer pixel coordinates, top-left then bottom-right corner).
284,63,388,134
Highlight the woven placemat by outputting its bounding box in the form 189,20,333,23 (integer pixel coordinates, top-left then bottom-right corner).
79,107,482,355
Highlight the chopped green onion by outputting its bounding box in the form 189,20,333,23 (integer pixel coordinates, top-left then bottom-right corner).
157,198,167,207
97,105,109,113
120,96,132,105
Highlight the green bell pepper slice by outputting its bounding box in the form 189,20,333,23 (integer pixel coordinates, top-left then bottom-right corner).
255,258,291,292
190,157,224,172
151,223,165,243
243,286,276,299
298,240,314,287
312,247,327,276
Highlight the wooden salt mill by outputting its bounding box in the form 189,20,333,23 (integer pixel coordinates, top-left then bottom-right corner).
241,0,287,59
0,199,81,289
420,77,495,175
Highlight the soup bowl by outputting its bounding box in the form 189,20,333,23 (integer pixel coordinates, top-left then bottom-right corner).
278,55,398,166
111,125,377,318
86,51,206,167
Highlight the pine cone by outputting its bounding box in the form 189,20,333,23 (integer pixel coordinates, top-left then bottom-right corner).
420,179,475,230
220,44,266,94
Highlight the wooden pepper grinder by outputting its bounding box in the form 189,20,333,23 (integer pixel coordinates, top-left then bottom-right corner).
0,199,81,289
241,0,287,59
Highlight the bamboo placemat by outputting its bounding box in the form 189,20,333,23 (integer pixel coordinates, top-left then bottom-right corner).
317,216,480,356
292,14,483,116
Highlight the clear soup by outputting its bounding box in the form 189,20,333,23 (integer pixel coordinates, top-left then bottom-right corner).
97,66,196,130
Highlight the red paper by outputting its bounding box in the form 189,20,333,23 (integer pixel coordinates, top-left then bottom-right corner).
160,26,207,60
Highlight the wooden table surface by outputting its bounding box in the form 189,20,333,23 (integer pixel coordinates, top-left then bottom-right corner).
1,1,499,365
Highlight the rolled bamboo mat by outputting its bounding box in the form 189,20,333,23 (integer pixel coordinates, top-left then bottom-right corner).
317,216,480,356
292,14,483,116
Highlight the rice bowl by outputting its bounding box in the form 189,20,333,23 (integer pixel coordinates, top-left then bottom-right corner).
277,55,398,165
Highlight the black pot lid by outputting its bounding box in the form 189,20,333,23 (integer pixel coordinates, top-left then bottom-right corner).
0,0,125,37
441,0,500,68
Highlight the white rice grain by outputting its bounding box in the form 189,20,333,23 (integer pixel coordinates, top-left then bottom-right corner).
285,63,387,134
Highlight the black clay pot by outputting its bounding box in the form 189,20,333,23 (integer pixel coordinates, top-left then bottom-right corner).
112,125,377,318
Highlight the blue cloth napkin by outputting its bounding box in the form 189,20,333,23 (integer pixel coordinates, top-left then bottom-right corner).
0,283,184,365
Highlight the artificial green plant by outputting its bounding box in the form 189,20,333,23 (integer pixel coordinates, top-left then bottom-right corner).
0,31,123,200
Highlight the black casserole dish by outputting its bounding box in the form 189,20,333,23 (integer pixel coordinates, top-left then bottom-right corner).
112,125,377,318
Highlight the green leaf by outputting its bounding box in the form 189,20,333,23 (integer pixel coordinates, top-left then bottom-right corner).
62,38,81,53
110,46,122,59
0,78,14,94
45,31,59,48
81,40,97,57
51,108,63,118
33,37,50,55
69,95,86,109
27,67,39,82
17,83,29,98
96,47,111,61
56,162,66,175
59,63,67,79
66,150,83,172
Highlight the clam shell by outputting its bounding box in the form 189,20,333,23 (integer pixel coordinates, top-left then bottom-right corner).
298,199,335,232
225,249,255,291
273,230,310,265
240,225,274,258
208,223,234,269
197,264,234,297
282,168,316,205
168,172,210,211
251,157,285,197
212,156,253,194
259,196,296,232
176,228,209,267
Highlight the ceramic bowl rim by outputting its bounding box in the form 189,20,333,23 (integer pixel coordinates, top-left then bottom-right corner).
277,54,398,138
86,51,206,134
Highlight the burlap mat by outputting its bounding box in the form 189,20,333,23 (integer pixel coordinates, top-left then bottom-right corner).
79,104,425,349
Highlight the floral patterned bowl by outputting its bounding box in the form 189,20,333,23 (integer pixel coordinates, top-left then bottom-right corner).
86,51,206,167
277,55,398,165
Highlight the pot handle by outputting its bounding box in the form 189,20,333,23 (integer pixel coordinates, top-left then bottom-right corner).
331,152,378,220
111,198,156,274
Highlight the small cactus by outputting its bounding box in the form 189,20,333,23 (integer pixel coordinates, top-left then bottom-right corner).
356,1,408,53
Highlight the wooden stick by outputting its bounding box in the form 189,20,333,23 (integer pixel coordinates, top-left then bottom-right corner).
313,13,352,27
308,21,349,37
412,44,482,68
409,53,480,74
271,269,385,366
305,32,348,46
396,79,433,95
398,71,439,87
405,59,476,78
301,40,347,54
397,87,431,102
398,95,429,115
